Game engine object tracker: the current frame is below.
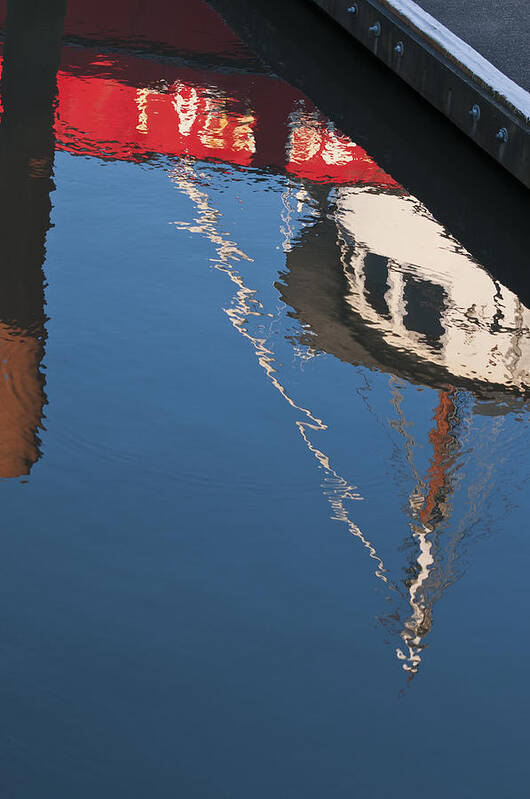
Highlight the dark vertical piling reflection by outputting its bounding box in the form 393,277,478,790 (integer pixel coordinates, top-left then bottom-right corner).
0,0,66,476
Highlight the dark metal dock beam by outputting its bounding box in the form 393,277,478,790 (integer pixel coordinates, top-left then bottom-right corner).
308,0,530,187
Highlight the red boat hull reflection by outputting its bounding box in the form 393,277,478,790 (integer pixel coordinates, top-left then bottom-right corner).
0,0,398,186
53,52,398,186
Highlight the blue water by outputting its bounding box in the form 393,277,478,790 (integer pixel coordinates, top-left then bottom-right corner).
1,3,529,797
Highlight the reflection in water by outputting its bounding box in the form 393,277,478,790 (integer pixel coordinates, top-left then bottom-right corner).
334,187,530,392
169,141,529,676
0,0,527,680
170,160,390,590
0,0,65,476
171,155,523,676
391,385,462,675
281,180,530,675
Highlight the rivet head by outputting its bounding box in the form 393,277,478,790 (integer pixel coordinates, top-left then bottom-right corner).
347,4,358,13
496,127,509,143
394,41,404,56
369,21,381,36
469,104,481,121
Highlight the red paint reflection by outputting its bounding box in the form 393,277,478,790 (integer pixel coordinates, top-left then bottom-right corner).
51,47,399,186
0,0,399,186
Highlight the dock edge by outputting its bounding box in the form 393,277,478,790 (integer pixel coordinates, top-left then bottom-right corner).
307,0,530,187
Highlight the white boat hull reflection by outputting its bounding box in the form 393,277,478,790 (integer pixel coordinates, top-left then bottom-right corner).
335,187,530,393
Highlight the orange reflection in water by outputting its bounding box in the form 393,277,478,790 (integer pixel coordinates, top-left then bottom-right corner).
0,324,44,478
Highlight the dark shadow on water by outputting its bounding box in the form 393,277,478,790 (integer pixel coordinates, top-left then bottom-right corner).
0,0,66,476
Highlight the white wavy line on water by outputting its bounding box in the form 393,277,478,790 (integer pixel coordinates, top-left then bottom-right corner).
169,159,389,585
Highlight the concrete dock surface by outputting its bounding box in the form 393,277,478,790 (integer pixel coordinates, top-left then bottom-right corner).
416,0,529,92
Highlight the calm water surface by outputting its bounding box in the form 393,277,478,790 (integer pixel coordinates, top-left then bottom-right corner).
1,1,529,796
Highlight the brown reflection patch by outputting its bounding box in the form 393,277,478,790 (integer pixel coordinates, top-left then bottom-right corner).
0,322,43,477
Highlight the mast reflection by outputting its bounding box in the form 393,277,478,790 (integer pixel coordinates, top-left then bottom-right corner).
0,0,65,477
280,181,530,675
